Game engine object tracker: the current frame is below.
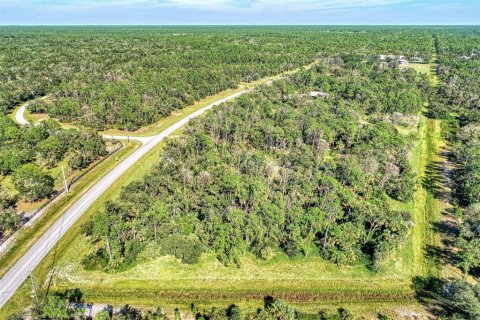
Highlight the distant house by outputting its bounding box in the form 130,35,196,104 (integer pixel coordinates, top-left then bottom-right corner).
285,91,329,100
310,91,329,98
399,58,409,66
460,53,477,60
411,56,424,63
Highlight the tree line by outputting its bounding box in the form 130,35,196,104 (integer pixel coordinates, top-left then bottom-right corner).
422,28,480,320
6,286,386,320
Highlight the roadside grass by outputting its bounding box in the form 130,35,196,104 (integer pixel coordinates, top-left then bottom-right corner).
0,142,140,279
100,88,244,138
1,156,105,214
0,137,167,318
25,111,78,130
1,69,296,317
8,104,22,123
0,140,123,222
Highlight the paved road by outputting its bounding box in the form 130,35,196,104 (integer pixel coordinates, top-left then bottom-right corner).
14,96,48,125
14,100,150,143
0,90,246,309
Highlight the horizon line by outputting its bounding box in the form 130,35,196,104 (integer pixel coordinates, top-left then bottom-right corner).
2,24,480,26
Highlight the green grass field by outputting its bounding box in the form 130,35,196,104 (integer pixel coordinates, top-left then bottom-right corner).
407,59,438,87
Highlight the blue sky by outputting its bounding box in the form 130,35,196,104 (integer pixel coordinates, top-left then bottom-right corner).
1,0,479,25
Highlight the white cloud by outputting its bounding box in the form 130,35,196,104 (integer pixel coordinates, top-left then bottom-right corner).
145,0,412,12
2,0,417,12
247,0,409,10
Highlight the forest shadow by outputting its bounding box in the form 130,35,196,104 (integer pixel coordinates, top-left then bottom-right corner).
433,217,458,242
411,276,447,317
425,243,457,267
56,287,84,303
422,160,450,200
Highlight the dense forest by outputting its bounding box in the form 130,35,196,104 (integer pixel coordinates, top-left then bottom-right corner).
0,26,434,130
82,55,429,271
429,30,480,279
0,116,106,239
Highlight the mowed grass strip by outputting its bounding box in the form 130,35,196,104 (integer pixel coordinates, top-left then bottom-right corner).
70,284,415,305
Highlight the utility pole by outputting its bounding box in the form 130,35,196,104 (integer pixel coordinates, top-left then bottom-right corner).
45,268,56,298
61,166,69,193
29,272,41,302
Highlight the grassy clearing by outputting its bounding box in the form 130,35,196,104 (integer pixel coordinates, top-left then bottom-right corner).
406,63,430,75
422,118,444,277
407,58,438,87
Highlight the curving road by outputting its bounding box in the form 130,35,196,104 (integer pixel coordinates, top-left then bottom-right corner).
14,100,150,143
14,96,48,125
0,89,247,309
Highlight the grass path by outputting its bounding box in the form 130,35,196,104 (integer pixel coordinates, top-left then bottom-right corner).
423,46,465,281
422,117,451,277
411,50,459,278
